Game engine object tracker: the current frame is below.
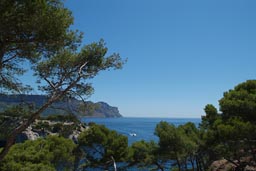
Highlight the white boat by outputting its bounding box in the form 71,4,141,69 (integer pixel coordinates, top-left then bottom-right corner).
129,133,137,137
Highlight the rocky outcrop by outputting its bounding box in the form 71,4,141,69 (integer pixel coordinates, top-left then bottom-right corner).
84,102,122,118
209,159,236,171
15,120,86,143
209,159,256,171
245,165,256,171
16,126,40,143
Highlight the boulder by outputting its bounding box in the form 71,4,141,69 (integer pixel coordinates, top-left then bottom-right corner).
209,159,236,171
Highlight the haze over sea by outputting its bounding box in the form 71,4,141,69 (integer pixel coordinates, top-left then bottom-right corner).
82,117,201,144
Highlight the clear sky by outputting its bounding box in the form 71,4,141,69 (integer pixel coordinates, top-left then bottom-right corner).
63,0,256,118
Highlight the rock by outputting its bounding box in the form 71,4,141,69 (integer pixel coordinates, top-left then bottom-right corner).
16,126,40,143
245,165,256,171
210,159,256,171
85,102,122,118
69,130,80,144
15,121,79,143
0,94,123,118
209,159,236,171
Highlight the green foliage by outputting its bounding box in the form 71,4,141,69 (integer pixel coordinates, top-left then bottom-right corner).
1,80,255,170
200,104,219,129
219,80,256,122
178,122,200,154
77,124,128,169
0,0,124,161
0,136,76,171
130,140,158,165
51,123,76,138
0,0,79,93
31,116,83,139
44,114,80,123
0,105,33,140
0,105,32,118
200,80,256,168
217,117,255,141
155,121,184,158
203,117,256,160
32,120,51,130
34,39,123,99
154,121,201,170
128,140,167,171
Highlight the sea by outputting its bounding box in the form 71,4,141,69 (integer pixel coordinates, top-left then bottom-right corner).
82,117,201,145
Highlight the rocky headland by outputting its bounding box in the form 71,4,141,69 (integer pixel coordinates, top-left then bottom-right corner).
0,94,122,118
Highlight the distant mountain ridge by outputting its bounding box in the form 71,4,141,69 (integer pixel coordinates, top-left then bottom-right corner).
0,94,122,118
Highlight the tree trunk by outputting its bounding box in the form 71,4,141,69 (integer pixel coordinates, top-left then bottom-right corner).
0,73,83,162
111,156,117,171
0,42,5,71
250,145,256,161
196,156,202,171
155,162,164,171
73,146,83,171
185,158,188,171
176,158,181,171
0,95,58,161
189,157,195,171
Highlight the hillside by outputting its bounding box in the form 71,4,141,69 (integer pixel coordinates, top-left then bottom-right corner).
0,94,122,118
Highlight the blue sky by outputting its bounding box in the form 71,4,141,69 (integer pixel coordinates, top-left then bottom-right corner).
64,0,256,118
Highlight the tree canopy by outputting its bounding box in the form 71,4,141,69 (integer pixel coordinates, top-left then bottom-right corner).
0,0,79,93
199,80,256,169
77,124,128,170
0,0,124,161
129,140,163,170
154,121,200,171
1,1,256,169
1,79,256,170
0,136,76,171
219,80,256,122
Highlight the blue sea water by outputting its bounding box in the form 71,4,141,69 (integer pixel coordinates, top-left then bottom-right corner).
82,117,201,145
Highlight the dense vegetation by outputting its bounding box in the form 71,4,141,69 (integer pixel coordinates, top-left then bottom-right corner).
0,136,76,171
1,80,256,171
0,0,255,170
0,0,124,160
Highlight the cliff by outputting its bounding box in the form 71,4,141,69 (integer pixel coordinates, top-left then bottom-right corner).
0,94,122,118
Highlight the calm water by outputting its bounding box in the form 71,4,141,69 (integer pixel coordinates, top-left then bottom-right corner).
82,117,201,145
